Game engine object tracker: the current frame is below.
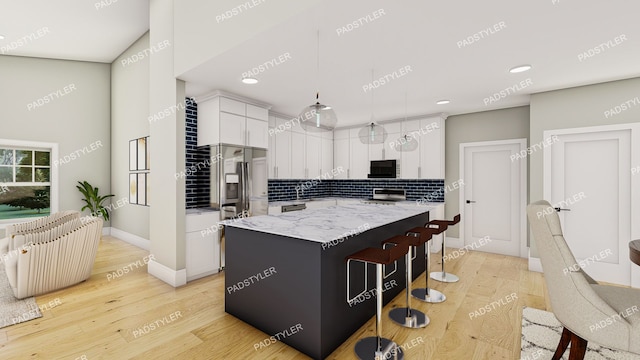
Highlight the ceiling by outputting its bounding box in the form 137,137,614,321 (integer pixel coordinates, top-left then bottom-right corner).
1,0,639,127
0,0,148,63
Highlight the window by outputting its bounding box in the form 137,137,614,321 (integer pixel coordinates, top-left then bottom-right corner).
0,140,58,222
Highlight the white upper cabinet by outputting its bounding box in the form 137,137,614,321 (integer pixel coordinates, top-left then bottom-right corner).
272,116,292,179
349,128,369,179
305,134,321,178
246,117,268,148
197,93,270,148
268,112,334,179
333,129,350,179
321,137,333,175
219,112,245,146
419,116,445,179
290,131,306,179
332,115,446,180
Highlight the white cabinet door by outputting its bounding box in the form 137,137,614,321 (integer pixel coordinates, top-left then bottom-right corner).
306,134,321,178
268,116,276,178
419,117,444,178
399,120,420,179
274,117,292,179
219,112,245,146
369,142,383,161
290,131,306,178
246,117,268,148
246,104,268,121
197,99,220,146
321,137,333,175
186,231,219,279
220,97,246,116
349,133,369,179
333,137,349,179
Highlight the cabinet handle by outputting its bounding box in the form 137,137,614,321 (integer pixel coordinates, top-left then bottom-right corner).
382,148,385,159
347,169,350,178
418,166,421,178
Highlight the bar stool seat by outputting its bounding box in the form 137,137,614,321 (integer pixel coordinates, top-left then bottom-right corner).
346,236,410,360
429,214,461,283
406,227,446,303
382,235,429,329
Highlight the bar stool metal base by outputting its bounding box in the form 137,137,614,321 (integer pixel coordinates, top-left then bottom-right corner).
388,308,429,328
354,337,404,360
411,288,446,303
430,271,459,283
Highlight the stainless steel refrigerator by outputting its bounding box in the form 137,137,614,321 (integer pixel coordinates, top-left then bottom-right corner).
210,145,268,269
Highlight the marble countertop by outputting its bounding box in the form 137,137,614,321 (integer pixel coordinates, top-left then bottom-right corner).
268,197,443,208
223,203,434,243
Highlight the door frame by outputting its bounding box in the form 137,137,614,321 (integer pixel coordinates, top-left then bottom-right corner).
459,138,528,258
543,122,640,286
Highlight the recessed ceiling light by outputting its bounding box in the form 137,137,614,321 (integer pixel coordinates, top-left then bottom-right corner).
0,35,5,40
436,100,450,105
242,77,258,84
509,65,532,73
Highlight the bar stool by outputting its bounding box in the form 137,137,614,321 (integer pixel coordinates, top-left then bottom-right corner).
405,227,446,303
382,235,429,328
346,236,410,360
428,214,461,283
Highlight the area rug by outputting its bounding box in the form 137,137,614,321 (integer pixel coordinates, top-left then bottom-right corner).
0,261,42,328
521,307,640,360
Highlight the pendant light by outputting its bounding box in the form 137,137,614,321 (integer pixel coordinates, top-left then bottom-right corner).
358,69,387,144
299,30,337,132
395,92,418,152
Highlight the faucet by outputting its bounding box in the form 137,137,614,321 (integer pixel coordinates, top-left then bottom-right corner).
296,186,300,201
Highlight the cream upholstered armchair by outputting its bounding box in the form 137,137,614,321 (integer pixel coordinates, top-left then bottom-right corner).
527,200,640,360
1,210,80,255
3,216,102,299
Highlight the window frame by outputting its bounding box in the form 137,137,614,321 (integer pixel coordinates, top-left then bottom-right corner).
0,139,59,225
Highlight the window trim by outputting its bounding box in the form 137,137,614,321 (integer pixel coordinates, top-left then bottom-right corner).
0,139,59,225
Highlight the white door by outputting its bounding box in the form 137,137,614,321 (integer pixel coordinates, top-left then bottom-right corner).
461,139,526,257
349,129,369,179
305,134,321,178
333,137,349,179
274,117,292,179
544,127,632,285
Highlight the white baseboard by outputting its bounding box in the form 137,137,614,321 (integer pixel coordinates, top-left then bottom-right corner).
148,259,187,287
109,227,150,250
528,256,543,273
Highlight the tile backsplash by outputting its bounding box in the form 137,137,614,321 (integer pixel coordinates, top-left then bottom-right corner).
268,179,445,202
185,98,211,209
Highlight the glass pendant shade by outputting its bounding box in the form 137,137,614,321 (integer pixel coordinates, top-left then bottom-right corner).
358,123,388,144
395,134,419,152
298,102,338,132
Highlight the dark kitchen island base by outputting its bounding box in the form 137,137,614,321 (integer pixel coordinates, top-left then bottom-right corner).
224,210,429,359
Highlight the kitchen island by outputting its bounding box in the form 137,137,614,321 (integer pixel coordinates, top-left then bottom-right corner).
224,203,433,359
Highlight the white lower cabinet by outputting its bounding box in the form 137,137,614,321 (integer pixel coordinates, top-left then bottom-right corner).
186,211,221,281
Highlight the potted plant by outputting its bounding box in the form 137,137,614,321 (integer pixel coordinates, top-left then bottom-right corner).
76,181,115,221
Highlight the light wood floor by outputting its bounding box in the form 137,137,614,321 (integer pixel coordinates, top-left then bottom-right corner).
0,236,550,359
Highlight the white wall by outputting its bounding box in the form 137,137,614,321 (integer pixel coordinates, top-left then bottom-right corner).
529,76,640,256
445,106,530,238
0,55,111,233
111,32,151,240
149,0,187,285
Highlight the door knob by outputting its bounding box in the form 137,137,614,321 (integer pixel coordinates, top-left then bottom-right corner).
554,207,571,212
466,200,476,204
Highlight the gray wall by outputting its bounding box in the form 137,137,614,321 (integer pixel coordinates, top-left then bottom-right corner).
0,55,111,230
445,106,530,238
529,77,640,256
111,32,151,239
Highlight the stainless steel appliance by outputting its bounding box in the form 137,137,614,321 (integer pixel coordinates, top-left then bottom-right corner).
212,145,268,270
368,160,397,178
282,203,306,213
362,188,406,205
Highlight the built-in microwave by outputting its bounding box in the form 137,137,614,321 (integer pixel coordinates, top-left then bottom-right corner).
368,160,397,178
